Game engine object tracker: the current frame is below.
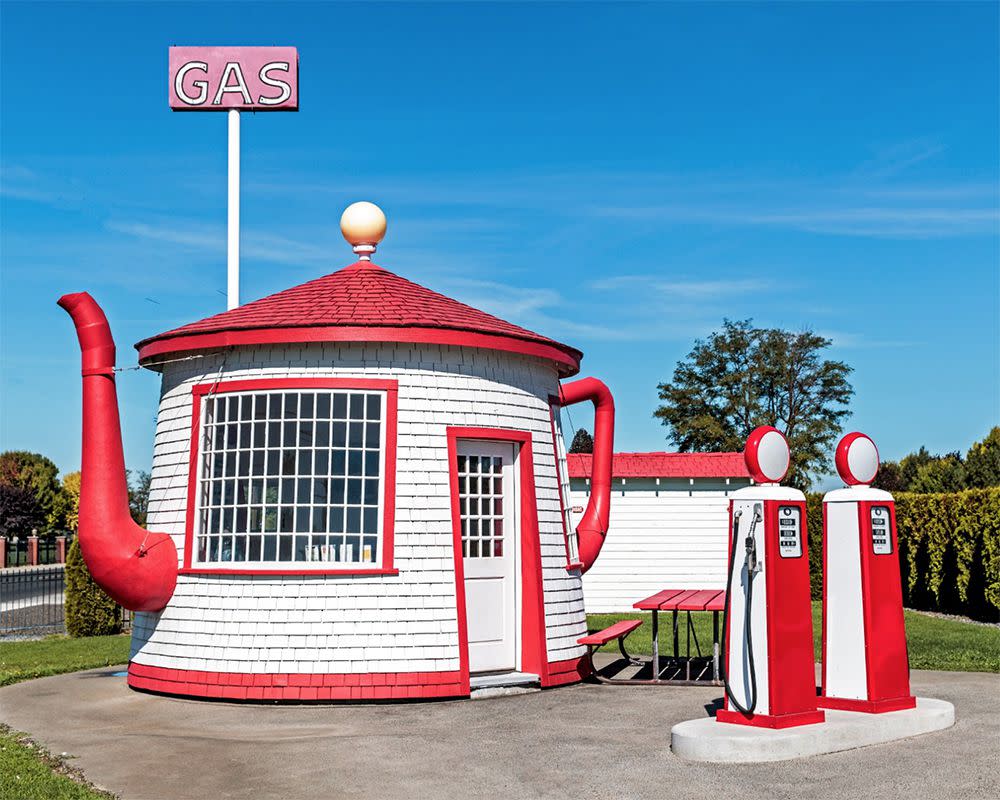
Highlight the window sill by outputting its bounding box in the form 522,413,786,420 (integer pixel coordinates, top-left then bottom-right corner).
178,567,400,577
564,561,585,572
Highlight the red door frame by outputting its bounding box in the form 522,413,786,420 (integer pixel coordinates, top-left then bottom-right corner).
446,427,548,692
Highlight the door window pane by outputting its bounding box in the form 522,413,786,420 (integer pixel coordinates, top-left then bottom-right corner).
457,449,505,559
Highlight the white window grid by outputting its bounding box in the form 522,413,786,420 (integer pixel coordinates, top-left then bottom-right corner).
457,454,505,559
194,389,386,568
551,406,579,564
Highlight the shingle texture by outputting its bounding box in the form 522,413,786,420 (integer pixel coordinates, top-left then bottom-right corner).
136,261,582,366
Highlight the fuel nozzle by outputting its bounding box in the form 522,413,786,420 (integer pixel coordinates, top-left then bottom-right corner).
745,505,762,573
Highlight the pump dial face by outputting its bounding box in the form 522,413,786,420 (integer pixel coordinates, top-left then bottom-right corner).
744,426,790,483
836,432,880,486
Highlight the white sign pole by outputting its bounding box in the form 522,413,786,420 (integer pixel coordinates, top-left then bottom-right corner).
227,109,240,310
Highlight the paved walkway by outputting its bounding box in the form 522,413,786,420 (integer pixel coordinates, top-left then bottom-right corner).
1,664,997,800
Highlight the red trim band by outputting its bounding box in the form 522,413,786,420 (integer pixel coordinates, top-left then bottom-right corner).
541,655,590,688
128,662,465,702
818,695,916,713
137,325,581,377
716,708,825,729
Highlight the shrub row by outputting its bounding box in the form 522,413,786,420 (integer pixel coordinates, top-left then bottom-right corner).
805,487,1000,622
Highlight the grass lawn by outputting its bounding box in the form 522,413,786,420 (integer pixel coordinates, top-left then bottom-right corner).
0,635,130,688
587,602,1000,673
0,725,115,800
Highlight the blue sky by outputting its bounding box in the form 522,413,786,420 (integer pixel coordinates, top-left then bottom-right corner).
2,2,997,487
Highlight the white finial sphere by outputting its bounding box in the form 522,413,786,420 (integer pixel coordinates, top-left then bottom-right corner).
340,202,387,248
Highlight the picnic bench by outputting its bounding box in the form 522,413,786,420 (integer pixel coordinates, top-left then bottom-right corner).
578,588,726,686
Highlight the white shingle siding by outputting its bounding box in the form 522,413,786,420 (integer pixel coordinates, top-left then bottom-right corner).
133,342,586,675
572,476,752,612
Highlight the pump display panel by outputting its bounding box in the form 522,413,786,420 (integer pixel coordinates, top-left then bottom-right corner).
777,506,802,557
870,505,893,555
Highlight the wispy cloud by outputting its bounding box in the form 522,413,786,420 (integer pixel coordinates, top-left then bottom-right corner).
851,138,948,180
588,275,778,297
105,219,334,266
588,204,998,238
0,165,81,206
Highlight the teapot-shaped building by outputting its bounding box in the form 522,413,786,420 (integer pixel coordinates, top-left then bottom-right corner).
61,203,615,701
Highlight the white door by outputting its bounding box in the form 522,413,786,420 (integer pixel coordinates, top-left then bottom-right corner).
457,440,517,673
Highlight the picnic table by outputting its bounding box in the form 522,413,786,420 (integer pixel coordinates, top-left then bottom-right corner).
578,588,726,686
633,588,725,685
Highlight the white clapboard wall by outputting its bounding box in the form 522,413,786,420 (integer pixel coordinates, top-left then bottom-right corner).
570,476,751,613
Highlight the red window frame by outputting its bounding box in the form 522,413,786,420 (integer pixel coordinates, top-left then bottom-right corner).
180,377,399,576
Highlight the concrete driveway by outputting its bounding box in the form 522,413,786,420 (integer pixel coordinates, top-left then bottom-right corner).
1,665,997,800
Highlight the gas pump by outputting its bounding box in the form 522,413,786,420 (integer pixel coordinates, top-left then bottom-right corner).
819,433,915,713
717,426,825,728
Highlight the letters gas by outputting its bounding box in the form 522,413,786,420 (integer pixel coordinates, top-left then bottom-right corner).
174,61,292,107
168,47,299,112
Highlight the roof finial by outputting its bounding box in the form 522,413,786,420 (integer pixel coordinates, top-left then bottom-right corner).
340,201,387,261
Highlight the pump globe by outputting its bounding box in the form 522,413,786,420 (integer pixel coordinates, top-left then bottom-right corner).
744,425,790,484
835,432,880,486
340,201,387,248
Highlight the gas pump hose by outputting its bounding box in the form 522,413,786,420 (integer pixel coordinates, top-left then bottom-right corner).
720,510,758,716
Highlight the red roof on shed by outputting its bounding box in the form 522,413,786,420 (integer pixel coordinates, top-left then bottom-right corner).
135,261,583,375
567,452,749,479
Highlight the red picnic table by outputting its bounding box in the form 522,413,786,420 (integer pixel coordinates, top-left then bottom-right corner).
578,588,726,685
634,588,725,685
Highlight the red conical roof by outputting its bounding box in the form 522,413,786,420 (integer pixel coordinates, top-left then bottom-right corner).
136,261,582,376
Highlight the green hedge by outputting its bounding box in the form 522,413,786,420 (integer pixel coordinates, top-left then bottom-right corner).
64,539,123,637
805,487,1000,622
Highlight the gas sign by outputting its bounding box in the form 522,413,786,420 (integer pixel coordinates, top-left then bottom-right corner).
169,46,298,111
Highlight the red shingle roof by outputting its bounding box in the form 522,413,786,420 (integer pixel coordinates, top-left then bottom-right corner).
567,452,749,479
135,261,582,374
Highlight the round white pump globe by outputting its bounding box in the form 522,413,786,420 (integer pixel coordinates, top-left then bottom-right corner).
755,429,790,483
340,201,387,247
842,434,879,485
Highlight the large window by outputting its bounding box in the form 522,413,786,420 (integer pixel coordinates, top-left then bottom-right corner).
184,379,397,573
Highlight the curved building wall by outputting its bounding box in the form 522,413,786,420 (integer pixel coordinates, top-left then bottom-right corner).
128,342,587,699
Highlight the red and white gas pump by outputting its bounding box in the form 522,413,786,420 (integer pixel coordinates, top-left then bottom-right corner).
718,426,825,728
820,433,915,713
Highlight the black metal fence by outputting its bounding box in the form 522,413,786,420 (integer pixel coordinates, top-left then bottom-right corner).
0,565,66,637
0,564,132,638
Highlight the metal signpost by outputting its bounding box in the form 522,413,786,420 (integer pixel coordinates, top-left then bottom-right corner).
168,46,299,309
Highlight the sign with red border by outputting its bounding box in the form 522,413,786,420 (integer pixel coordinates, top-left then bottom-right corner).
169,46,298,111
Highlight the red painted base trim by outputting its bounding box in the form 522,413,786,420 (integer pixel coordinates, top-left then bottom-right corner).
818,695,916,713
541,655,590,688
127,662,467,702
716,708,826,729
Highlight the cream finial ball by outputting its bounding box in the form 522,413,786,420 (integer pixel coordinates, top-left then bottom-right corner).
340,201,387,249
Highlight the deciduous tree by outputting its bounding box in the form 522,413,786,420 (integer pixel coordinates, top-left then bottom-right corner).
654,319,853,489
0,451,64,528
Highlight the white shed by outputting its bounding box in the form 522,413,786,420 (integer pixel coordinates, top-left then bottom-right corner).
568,452,751,612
